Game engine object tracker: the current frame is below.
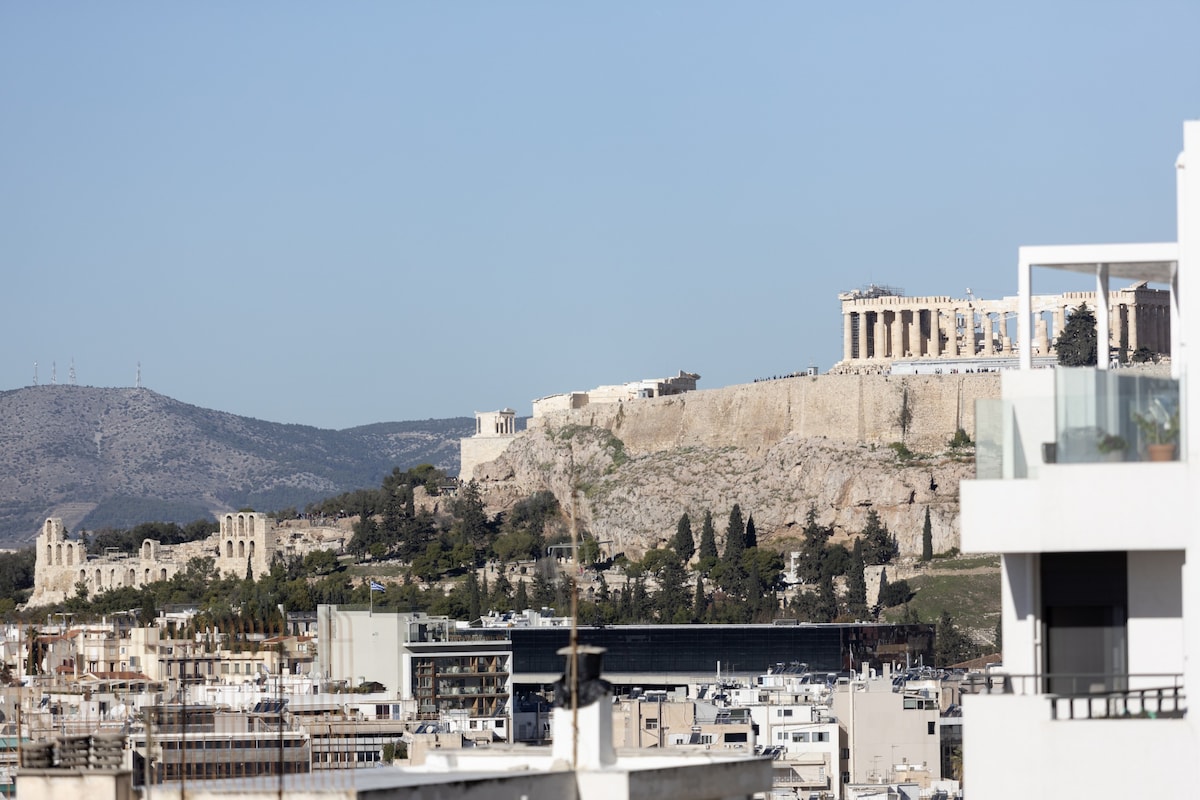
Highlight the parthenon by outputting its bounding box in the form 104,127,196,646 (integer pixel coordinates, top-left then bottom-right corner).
833,283,1171,369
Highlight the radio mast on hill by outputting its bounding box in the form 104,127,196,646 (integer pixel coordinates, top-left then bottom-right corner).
33,362,38,386
136,362,142,389
69,358,77,385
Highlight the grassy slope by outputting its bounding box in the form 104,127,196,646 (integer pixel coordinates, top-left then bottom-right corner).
882,554,1002,648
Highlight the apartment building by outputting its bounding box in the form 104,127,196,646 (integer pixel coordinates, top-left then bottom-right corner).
959,120,1199,797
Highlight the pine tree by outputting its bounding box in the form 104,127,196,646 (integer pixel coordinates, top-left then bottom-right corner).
815,574,837,623
654,558,688,623
798,505,831,583
697,510,719,573
935,610,978,666
1056,302,1099,366
921,507,934,562
861,510,898,565
744,515,757,550
672,513,695,563
532,570,555,609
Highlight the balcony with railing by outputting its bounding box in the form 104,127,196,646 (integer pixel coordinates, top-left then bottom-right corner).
962,367,1190,553
963,672,1185,720
975,367,1181,480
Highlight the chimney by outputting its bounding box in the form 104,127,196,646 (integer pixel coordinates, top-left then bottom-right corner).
550,645,616,769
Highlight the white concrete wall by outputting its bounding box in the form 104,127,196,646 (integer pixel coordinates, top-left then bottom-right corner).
964,693,1196,800
999,553,1038,677
962,463,1190,554
1127,550,1185,683
316,605,407,697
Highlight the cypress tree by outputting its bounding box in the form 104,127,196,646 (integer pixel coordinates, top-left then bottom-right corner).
875,567,889,613
846,540,869,619
655,558,688,623
631,577,650,622
617,586,632,621
745,514,758,550
465,571,481,621
514,578,529,611
491,572,512,610
673,513,695,563
921,507,934,562
723,504,746,563
693,576,706,622
697,510,719,572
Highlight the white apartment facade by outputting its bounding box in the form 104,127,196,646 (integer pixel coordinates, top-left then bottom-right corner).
960,120,1200,796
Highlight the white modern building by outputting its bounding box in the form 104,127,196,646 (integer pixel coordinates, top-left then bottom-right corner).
960,120,1199,796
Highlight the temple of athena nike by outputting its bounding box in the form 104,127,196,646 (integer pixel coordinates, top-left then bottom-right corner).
832,282,1171,372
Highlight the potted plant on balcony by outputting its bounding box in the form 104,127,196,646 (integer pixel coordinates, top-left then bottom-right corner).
1096,433,1127,461
1132,403,1180,461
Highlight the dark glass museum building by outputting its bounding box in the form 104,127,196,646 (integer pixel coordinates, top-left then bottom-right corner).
510,623,935,684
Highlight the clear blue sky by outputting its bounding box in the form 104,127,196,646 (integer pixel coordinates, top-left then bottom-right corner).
3,2,1198,429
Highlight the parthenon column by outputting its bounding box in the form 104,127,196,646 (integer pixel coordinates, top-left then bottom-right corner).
930,308,942,356
945,308,958,357
890,311,903,359
873,312,886,360
843,311,855,361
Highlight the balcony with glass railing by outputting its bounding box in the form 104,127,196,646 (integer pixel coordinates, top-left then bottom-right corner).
963,367,1189,554
975,368,1182,481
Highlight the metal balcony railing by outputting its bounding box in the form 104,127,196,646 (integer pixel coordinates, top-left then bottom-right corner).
963,672,1186,720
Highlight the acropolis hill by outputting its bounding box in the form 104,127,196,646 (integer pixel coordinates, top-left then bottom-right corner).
466,372,1000,559
463,281,1173,559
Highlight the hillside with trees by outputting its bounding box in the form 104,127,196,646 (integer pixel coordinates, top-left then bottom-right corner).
3,462,993,665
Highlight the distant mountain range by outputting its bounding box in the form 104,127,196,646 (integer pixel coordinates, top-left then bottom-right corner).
0,385,471,547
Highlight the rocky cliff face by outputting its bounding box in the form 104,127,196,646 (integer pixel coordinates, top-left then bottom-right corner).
471,374,996,558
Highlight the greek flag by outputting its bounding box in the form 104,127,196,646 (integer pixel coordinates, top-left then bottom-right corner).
369,580,386,592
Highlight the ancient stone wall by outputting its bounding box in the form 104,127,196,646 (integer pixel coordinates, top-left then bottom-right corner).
530,373,999,457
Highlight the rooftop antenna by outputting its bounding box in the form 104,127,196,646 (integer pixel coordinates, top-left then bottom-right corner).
68,358,77,385
32,362,38,386
136,362,142,389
